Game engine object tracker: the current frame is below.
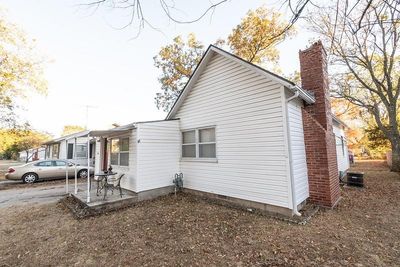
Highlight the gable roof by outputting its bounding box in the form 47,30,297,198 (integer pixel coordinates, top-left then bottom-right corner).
332,115,349,129
166,45,316,119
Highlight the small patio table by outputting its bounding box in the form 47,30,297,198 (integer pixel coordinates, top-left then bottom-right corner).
94,172,117,198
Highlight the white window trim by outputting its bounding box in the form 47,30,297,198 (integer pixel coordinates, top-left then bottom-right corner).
181,126,217,162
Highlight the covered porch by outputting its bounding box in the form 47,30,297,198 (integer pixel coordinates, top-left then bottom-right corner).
65,124,137,208
65,119,181,211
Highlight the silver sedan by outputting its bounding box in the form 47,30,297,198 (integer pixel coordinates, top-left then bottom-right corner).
5,160,94,183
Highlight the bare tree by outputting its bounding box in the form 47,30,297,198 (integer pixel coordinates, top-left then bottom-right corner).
309,0,400,171
80,0,229,37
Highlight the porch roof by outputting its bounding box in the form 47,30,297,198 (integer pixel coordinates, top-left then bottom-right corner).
88,126,135,138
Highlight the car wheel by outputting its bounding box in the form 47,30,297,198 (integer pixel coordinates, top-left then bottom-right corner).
22,173,38,184
78,169,88,179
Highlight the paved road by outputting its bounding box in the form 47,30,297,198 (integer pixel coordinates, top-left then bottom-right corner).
0,184,84,208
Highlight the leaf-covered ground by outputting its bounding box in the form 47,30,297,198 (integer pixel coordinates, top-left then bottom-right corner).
0,160,399,266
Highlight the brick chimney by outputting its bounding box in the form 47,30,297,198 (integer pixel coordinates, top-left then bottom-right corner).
299,41,340,207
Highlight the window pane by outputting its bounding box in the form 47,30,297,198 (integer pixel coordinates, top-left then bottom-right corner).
76,145,88,158
120,138,129,152
199,144,216,158
182,131,195,144
36,161,52,167
182,145,196,157
111,139,120,153
199,128,215,143
120,152,129,166
110,153,119,165
55,161,66,166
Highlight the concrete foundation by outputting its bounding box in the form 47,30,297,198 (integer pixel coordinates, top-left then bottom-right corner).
69,183,309,220
137,185,175,201
183,188,294,217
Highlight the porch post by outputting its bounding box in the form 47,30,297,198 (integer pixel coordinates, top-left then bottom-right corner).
65,139,69,194
74,137,78,194
87,134,91,203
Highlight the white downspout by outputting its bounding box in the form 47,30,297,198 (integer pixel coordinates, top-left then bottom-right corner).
286,87,301,216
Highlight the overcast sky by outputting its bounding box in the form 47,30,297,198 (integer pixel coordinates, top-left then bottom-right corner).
2,0,314,137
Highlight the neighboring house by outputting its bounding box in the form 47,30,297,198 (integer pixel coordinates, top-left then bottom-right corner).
18,147,46,163
82,41,345,216
332,116,350,175
42,130,96,166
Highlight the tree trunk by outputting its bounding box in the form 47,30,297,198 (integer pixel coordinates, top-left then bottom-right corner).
390,139,400,172
26,151,29,163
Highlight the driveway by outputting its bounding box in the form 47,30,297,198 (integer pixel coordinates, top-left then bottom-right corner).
0,184,72,208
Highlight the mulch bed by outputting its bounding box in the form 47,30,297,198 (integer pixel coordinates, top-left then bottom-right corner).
0,160,399,266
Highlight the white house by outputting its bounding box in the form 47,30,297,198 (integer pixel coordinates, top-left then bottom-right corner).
43,130,96,167
332,116,350,174
80,41,347,216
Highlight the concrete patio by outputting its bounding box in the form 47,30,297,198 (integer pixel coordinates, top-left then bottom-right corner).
71,184,138,213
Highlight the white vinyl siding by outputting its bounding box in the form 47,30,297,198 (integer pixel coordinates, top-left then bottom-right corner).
173,53,291,208
287,97,309,205
136,120,181,192
333,123,350,173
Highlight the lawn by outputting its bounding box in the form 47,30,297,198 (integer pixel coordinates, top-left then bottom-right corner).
0,161,399,266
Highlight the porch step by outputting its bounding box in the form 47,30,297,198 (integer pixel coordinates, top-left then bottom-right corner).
61,191,138,218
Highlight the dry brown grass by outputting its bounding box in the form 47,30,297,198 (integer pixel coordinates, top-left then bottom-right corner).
0,160,399,266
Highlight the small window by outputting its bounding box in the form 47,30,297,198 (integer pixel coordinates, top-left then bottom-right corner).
75,144,88,158
182,127,216,159
54,160,66,166
110,138,129,166
35,161,52,167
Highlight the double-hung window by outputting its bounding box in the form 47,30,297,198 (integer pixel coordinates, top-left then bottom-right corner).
110,138,129,166
182,127,216,159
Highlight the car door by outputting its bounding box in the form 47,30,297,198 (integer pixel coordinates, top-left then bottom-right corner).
33,161,54,179
53,160,70,178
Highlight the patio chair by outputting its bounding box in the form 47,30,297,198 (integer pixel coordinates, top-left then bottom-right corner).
103,174,125,200
95,175,106,196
